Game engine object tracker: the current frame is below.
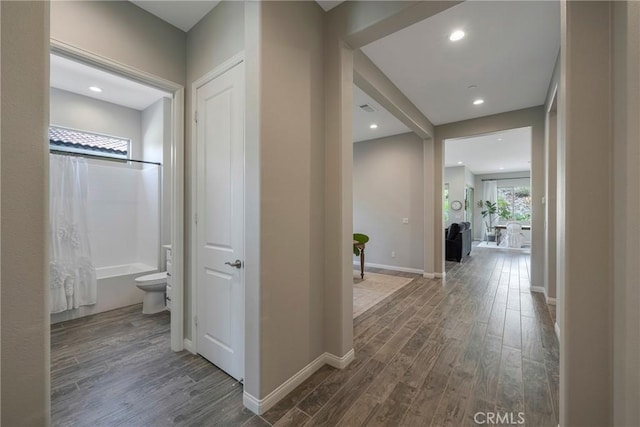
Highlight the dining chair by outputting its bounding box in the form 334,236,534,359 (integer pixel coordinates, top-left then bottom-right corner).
501,222,525,248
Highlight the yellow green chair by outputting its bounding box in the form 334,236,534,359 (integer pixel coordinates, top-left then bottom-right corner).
353,233,369,279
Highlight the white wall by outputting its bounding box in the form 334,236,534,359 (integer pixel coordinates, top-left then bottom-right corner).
50,88,143,159
142,97,172,258
353,132,424,271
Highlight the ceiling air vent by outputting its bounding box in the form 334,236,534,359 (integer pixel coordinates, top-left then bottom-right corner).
359,104,377,113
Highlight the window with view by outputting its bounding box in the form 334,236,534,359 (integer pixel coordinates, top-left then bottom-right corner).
497,185,531,224
49,125,130,159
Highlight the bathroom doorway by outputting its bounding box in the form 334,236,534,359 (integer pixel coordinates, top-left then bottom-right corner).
48,42,186,349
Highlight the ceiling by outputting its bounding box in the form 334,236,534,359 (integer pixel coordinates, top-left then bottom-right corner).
130,1,340,31
361,1,560,125
130,1,220,32
50,54,170,111
444,127,531,175
316,1,344,12
353,84,411,143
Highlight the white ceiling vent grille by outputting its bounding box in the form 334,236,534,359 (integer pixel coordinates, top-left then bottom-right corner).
359,104,377,113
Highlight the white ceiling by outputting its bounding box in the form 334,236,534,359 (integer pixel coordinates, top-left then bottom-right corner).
130,1,341,31
445,127,531,175
353,84,412,143
130,1,220,32
315,1,344,12
50,54,170,111
361,1,560,125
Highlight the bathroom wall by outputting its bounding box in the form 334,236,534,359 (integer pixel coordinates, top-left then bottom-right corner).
50,87,163,270
142,98,172,258
50,87,143,159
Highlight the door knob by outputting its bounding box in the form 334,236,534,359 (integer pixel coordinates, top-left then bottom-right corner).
225,259,242,269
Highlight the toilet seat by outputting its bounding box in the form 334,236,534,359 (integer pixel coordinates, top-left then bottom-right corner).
135,272,168,286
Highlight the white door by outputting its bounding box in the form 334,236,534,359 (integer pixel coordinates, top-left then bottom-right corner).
195,61,244,381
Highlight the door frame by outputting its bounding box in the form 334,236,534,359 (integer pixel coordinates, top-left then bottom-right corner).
190,52,245,356
50,39,186,351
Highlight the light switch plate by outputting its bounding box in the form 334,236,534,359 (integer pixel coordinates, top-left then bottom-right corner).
402,218,409,224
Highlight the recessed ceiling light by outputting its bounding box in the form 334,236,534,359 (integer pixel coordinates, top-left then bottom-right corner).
497,138,503,141
370,124,378,129
89,86,103,93
499,167,505,170
449,30,465,42
457,161,463,165
473,99,484,106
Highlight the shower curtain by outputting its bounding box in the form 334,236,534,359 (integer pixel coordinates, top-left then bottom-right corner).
49,154,97,313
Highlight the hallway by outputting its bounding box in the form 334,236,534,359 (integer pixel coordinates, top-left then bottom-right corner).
264,247,559,426
50,247,558,426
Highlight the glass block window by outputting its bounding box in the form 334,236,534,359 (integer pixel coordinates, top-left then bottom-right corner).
49,126,130,159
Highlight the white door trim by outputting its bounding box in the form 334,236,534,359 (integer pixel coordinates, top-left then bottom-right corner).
190,52,245,355
49,38,186,351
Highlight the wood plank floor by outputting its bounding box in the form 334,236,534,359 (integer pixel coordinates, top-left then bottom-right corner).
262,247,559,427
51,305,253,426
51,246,559,426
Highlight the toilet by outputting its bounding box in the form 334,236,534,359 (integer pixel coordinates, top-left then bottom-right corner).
135,272,168,314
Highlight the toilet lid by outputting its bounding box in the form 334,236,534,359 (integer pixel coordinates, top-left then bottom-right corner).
135,271,167,282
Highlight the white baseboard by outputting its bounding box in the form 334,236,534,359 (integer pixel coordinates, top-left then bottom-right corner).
554,322,560,341
324,348,355,369
183,338,195,354
354,261,423,275
423,272,445,279
530,286,557,306
243,349,355,415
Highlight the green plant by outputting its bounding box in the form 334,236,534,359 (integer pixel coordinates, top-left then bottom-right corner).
481,201,497,228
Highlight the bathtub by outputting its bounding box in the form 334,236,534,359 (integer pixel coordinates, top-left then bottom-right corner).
51,263,158,324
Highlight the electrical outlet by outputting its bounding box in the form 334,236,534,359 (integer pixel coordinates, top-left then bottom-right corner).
391,251,396,258
402,218,409,224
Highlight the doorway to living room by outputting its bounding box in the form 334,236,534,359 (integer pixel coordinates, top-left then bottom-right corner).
444,127,533,262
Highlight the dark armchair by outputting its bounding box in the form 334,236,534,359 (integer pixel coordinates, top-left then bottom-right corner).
445,222,472,262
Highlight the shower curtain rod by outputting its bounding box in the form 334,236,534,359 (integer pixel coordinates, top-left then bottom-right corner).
481,177,529,181
50,149,162,166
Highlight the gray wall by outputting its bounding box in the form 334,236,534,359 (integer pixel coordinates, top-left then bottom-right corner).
51,1,186,86
613,2,640,424
50,88,143,159
353,133,424,271
544,53,560,302
1,2,50,425
559,2,613,424
257,0,325,398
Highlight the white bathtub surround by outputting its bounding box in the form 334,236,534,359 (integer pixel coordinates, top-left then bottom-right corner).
49,154,97,313
51,263,156,323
